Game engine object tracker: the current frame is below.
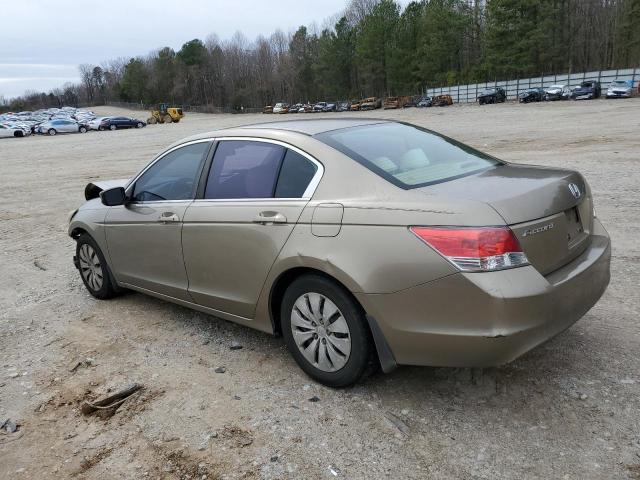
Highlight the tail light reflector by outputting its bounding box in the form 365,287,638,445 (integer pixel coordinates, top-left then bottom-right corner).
410,226,529,272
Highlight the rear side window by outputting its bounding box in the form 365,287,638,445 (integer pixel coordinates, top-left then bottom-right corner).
132,142,209,201
205,140,285,199
316,122,501,188
275,150,318,198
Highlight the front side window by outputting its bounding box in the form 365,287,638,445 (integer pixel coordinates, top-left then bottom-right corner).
317,122,501,189
132,142,209,202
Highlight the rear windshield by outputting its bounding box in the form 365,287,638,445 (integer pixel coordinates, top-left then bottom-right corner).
316,122,501,188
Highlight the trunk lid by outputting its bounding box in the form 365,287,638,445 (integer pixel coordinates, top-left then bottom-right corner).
418,164,594,274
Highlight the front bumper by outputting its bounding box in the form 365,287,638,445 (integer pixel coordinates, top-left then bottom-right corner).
356,218,611,367
607,91,631,98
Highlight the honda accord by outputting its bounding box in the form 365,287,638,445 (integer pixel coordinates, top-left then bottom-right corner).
68,119,611,387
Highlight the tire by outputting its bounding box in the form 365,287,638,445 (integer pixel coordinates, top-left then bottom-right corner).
48,129,57,136
109,124,116,131
75,234,120,300
281,274,373,387
79,126,87,133
136,122,143,128
163,115,172,124
99,126,105,131
14,130,24,138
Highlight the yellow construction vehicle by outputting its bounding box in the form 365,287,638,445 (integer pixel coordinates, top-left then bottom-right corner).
147,103,184,124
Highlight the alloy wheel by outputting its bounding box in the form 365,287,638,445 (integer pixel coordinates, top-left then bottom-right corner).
78,243,103,291
290,292,351,372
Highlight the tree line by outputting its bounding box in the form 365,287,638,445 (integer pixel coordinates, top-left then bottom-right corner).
3,0,639,112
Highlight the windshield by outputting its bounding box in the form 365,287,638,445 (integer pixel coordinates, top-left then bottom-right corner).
612,80,628,87
316,122,501,189
481,89,495,94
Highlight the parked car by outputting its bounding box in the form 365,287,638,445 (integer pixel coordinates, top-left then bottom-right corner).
403,96,421,108
38,119,88,135
99,117,146,131
336,101,351,112
300,103,313,113
89,117,110,130
383,97,403,109
350,100,362,111
432,94,453,107
70,119,611,387
477,87,506,105
606,79,634,98
544,84,571,101
518,88,545,103
360,97,381,111
417,96,432,107
273,103,290,114
313,102,327,112
289,103,303,113
0,124,29,138
323,102,337,112
263,105,274,114
570,81,601,100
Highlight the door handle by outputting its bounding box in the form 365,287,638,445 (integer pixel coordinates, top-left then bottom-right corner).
253,211,287,225
158,212,179,223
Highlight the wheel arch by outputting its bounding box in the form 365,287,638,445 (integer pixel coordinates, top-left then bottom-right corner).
267,266,397,373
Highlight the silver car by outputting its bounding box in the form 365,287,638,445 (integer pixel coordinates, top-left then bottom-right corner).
38,119,87,135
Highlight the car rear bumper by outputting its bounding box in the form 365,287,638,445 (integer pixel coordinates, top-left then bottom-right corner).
356,218,611,367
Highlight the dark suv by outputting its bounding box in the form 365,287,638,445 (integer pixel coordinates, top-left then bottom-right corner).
99,117,146,131
570,81,602,100
477,87,506,105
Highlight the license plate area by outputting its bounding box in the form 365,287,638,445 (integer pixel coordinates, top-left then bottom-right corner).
565,206,585,247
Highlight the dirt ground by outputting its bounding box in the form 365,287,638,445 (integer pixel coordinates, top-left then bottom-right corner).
1,99,639,480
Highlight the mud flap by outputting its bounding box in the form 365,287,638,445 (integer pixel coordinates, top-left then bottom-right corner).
365,314,397,373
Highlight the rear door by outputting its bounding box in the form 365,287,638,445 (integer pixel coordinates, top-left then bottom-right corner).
105,140,211,299
182,138,322,318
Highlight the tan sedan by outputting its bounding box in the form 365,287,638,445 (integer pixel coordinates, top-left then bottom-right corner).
69,119,611,387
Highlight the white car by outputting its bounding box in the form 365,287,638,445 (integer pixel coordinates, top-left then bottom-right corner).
0,124,29,138
606,79,634,98
273,103,289,114
38,119,87,135
544,84,571,101
89,117,110,130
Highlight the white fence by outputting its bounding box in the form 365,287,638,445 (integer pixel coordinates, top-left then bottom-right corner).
425,67,640,103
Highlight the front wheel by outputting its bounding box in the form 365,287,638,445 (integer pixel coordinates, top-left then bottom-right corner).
109,124,116,131
136,122,143,128
76,234,120,299
281,275,373,387
48,129,56,136
79,126,87,133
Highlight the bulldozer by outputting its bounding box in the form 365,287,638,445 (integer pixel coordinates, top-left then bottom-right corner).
147,103,184,124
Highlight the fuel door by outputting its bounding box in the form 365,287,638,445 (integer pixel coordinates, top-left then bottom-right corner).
311,203,344,237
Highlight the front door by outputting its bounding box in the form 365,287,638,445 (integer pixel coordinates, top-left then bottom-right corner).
182,139,321,318
105,141,211,300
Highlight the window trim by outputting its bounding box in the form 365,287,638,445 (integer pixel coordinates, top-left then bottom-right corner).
194,136,324,202
125,139,213,204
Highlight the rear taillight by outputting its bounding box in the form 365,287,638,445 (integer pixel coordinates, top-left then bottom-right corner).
410,226,529,272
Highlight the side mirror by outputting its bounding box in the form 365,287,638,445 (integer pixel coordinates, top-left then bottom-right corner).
100,187,127,206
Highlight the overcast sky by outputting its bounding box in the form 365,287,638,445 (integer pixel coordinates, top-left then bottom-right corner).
0,0,375,99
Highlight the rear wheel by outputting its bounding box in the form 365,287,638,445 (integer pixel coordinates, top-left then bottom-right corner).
79,126,87,133
163,115,172,124
76,234,119,299
14,130,24,138
136,122,143,128
281,275,373,387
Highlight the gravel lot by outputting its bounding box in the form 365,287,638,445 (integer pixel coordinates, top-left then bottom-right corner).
1,100,639,479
